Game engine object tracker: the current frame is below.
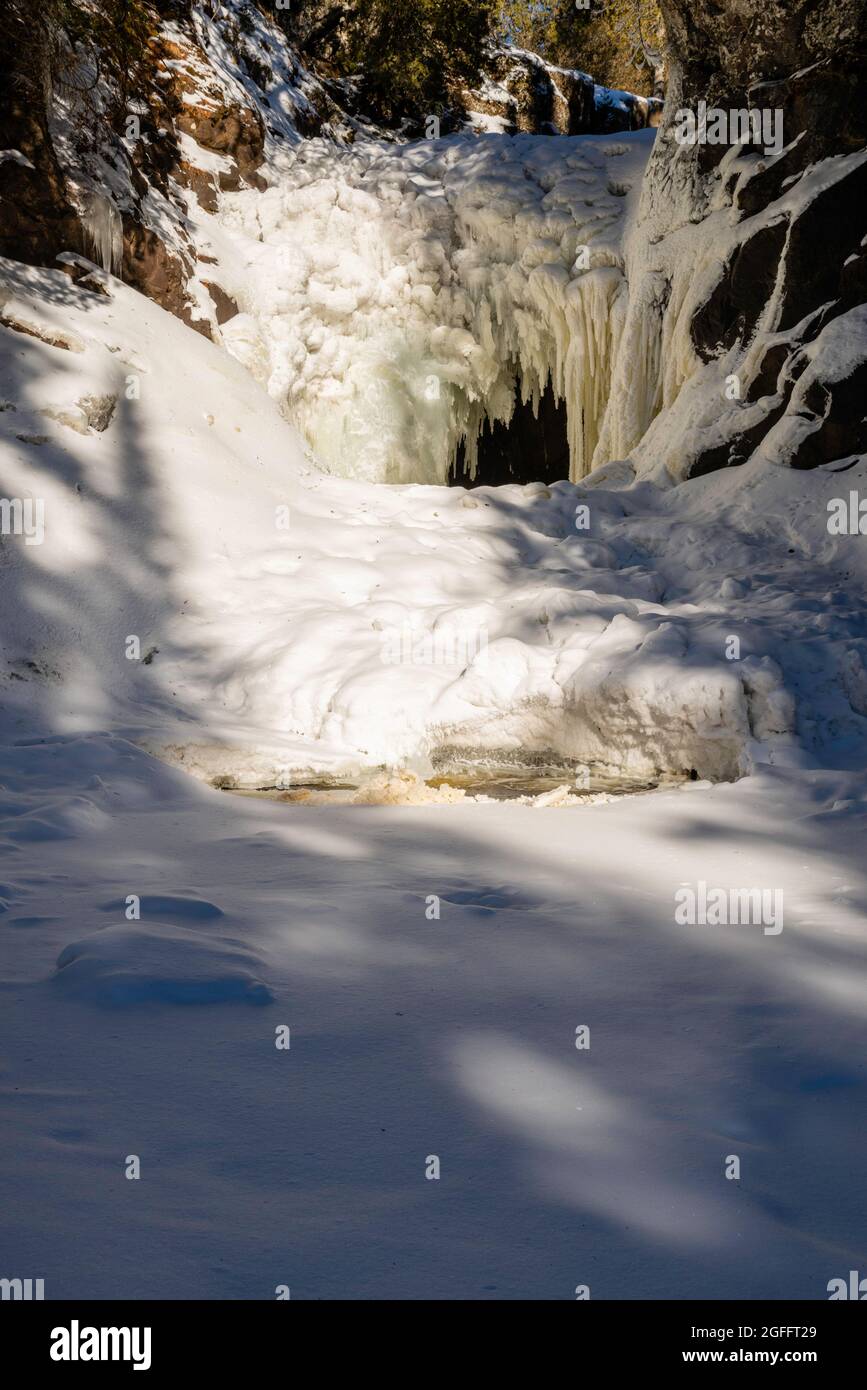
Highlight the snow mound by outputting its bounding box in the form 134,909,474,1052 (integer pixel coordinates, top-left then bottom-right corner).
98,894,224,920
439,884,541,914
2,244,864,789
53,923,272,1007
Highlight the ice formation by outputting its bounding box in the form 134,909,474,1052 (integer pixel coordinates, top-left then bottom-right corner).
193,72,867,489
80,189,124,276
103,2,669,488
612,133,867,481
9,254,861,792
211,131,655,484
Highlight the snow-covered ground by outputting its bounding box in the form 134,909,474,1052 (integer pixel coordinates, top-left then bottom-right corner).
2,736,867,1298
4,249,865,789
2,100,867,1296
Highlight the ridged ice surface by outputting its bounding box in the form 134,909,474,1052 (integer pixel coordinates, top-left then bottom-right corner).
214,131,656,483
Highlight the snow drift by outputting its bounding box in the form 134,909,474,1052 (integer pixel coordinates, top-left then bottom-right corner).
2,250,864,791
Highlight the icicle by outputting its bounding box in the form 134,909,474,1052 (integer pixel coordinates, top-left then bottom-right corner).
81,191,123,276
593,269,665,470
562,267,627,479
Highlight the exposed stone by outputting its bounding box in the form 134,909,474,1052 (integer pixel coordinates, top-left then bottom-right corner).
776,156,867,332
79,394,118,433
592,87,662,134
0,312,82,353
175,102,265,187
122,221,208,338
177,162,220,215
152,23,269,194
746,341,792,402
202,281,240,326
659,0,867,476
462,47,660,137
687,397,790,479
661,0,865,112
42,394,117,436
791,359,867,470
691,218,788,360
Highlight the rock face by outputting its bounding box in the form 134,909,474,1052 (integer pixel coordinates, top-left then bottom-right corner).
0,2,343,336
158,31,267,193
617,0,867,478
463,47,662,136
0,18,84,267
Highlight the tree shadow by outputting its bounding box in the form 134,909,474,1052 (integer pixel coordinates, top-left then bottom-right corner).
2,744,866,1299
2,253,867,1302
0,258,250,743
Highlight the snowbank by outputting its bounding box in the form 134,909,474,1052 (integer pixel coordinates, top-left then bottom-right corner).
2,249,865,789
2,726,867,1298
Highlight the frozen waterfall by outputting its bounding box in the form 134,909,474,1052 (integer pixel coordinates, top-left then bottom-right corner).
214,130,664,485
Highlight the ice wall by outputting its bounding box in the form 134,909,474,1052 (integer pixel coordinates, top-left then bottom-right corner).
215,130,657,484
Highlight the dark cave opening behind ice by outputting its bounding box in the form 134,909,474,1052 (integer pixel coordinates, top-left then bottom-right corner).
449,380,571,487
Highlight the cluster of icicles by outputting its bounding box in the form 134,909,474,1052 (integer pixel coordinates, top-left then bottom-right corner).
217,132,693,485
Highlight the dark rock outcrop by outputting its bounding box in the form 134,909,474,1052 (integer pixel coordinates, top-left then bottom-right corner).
691,218,789,361
650,0,867,478
463,47,661,137
0,15,84,267
202,280,240,326
122,221,207,337
790,358,867,470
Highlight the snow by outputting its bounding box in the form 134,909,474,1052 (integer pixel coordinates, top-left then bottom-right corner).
2,9,867,1295
466,111,513,136
2,729,867,1297
185,130,654,485
0,149,35,170
55,921,273,1007
1,251,864,794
